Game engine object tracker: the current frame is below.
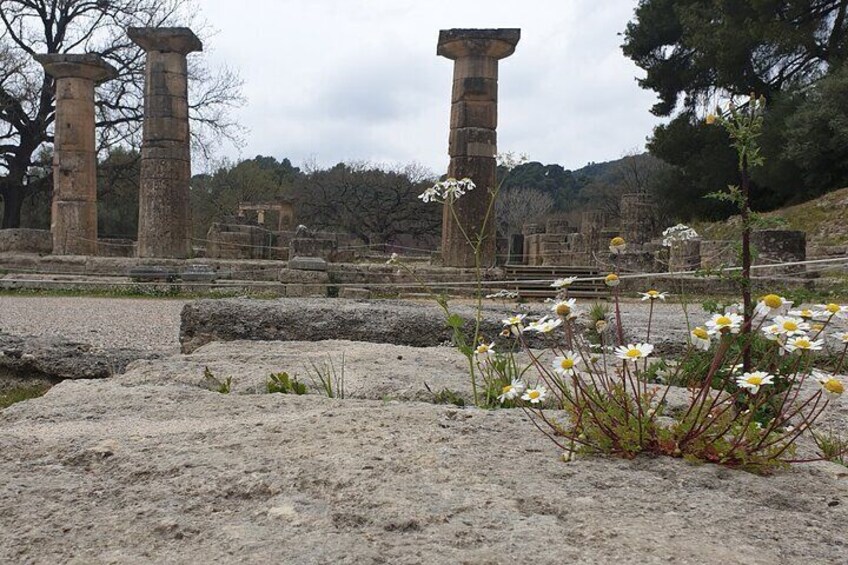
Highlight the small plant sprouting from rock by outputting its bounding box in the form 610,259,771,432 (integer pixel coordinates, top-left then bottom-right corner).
812,428,848,467
267,372,308,395
203,366,232,394
424,383,466,407
306,354,345,399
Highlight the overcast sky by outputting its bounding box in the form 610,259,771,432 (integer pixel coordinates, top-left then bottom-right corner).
199,0,664,174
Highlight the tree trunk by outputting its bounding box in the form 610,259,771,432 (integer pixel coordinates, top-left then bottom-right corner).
0,184,25,229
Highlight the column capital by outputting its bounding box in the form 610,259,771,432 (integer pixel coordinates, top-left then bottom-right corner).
128,27,203,55
437,29,520,60
34,53,117,83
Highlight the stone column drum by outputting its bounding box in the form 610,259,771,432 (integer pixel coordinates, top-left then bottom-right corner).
437,29,519,268
128,27,202,259
35,54,117,255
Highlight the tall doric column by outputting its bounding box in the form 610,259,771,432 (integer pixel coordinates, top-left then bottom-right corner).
128,27,202,259
437,28,519,268
35,54,116,255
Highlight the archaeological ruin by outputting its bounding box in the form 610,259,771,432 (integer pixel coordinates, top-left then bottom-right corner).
0,26,839,301
438,28,520,268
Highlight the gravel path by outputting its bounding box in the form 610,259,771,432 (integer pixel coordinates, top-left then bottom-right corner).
0,296,188,353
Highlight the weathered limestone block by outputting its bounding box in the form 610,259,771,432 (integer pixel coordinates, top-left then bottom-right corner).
546,219,574,235
752,229,806,275
280,264,329,298
524,233,543,266
35,54,116,256
0,331,158,382
289,238,336,261
669,239,702,272
522,223,545,236
438,28,519,268
206,223,273,260
580,210,608,253
180,298,551,354
699,240,739,270
339,287,372,300
129,27,202,259
0,229,53,254
620,193,658,246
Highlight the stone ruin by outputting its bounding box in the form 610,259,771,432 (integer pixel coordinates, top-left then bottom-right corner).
0,25,816,286
511,191,808,276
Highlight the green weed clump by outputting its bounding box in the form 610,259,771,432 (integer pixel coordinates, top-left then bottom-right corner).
267,372,308,395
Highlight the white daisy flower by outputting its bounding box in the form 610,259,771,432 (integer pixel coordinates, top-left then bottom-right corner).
833,332,848,345
521,386,548,404
706,312,743,334
614,343,655,362
604,273,620,287
817,374,844,398
474,342,496,358
552,352,581,376
754,294,792,317
639,290,668,301
783,336,825,354
525,317,563,334
736,371,775,394
772,316,810,337
788,309,822,321
761,324,785,342
691,327,711,351
498,379,526,403
817,303,848,319
551,298,578,319
501,314,526,336
609,237,627,254
551,277,578,289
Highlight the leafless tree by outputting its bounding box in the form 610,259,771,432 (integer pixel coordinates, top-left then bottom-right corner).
496,186,554,238
0,0,245,227
293,161,441,245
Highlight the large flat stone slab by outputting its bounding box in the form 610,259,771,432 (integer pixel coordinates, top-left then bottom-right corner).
179,298,705,354
1,376,846,564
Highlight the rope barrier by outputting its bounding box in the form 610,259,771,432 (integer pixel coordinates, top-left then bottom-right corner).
0,255,844,291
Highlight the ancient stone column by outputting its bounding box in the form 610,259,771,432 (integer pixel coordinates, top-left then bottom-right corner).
128,27,202,259
438,28,519,268
35,54,117,255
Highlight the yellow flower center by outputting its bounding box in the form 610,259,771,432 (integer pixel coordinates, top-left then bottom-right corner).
812,323,824,331
648,290,659,297
556,304,571,316
560,359,575,370
801,310,813,318
795,339,812,349
823,379,844,395
746,376,763,386
693,328,709,340
477,345,489,354
610,237,625,247
717,316,732,326
606,274,619,282
826,303,840,314
501,385,514,395
528,390,541,400
782,321,798,332
706,114,716,125
626,348,642,358
762,294,783,309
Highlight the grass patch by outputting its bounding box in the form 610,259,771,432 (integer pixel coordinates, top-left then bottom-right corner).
0,384,51,409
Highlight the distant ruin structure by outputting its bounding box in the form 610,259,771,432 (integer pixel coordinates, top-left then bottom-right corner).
35,54,117,255
438,28,520,268
129,27,202,259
